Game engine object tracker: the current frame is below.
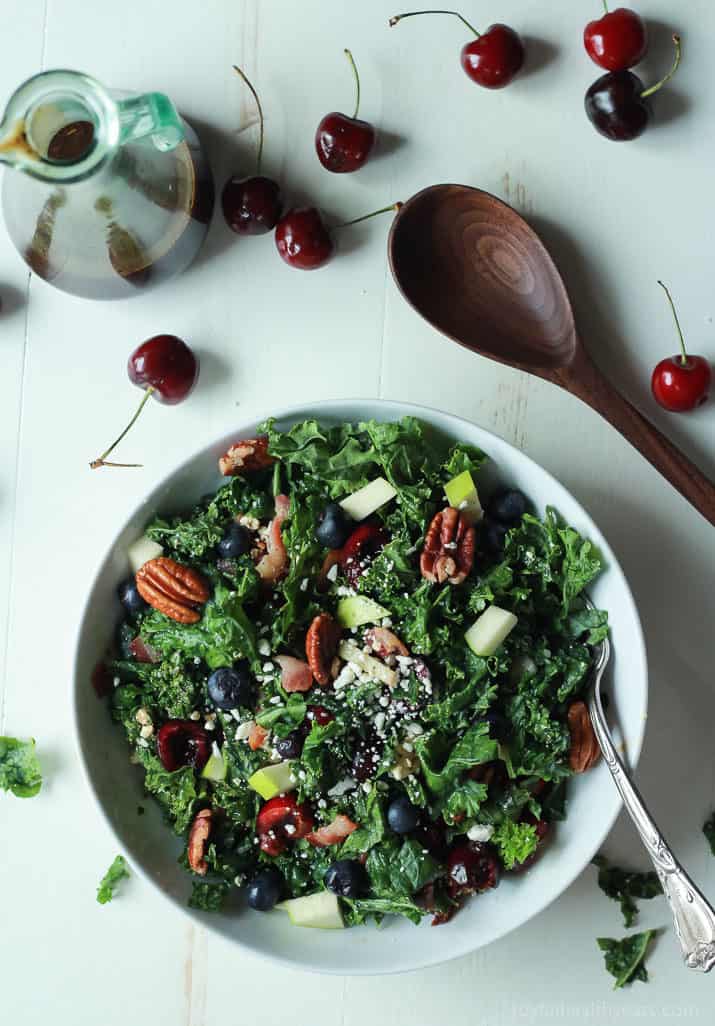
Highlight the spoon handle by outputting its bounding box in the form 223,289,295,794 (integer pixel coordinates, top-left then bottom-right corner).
589,687,715,972
559,353,715,526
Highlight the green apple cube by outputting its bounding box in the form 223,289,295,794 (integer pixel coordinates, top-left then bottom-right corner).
282,891,344,930
444,470,483,525
201,744,227,782
127,534,164,573
337,595,390,628
465,605,518,657
339,477,397,522
248,761,296,800
338,640,398,687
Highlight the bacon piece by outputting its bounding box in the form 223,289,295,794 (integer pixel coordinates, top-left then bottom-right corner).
306,814,358,848
256,494,290,584
275,655,314,693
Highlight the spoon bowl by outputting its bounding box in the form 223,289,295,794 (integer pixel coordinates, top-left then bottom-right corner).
388,184,715,525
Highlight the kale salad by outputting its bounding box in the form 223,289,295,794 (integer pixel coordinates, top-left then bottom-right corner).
104,416,608,929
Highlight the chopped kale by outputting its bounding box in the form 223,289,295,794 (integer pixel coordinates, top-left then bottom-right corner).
597,930,657,988
0,736,42,798
97,855,130,904
593,855,662,928
188,881,230,912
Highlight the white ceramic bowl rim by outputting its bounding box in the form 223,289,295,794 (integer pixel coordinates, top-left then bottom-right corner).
72,398,648,976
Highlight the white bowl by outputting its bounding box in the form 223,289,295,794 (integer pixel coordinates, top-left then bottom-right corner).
73,399,647,975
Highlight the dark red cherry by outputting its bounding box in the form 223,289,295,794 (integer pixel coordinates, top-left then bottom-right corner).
390,11,524,89
585,34,681,141
91,334,199,469
275,207,334,270
256,795,315,856
315,49,376,172
156,720,211,772
651,281,711,412
339,523,389,586
446,841,500,898
584,7,647,72
221,67,282,235
128,334,198,404
222,175,282,235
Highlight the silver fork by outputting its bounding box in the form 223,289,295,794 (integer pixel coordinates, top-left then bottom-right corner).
586,599,715,972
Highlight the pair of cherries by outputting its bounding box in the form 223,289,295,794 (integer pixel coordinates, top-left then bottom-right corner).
221,61,393,270
583,4,681,141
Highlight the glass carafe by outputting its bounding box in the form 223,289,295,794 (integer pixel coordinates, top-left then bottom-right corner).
0,70,214,299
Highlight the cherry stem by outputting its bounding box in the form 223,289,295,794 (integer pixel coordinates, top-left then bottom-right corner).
344,49,362,120
641,35,682,99
90,386,154,469
602,0,609,13
335,202,403,229
233,65,264,174
658,280,689,366
389,10,480,38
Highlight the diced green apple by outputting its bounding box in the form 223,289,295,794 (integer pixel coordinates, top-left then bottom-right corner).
339,477,397,522
128,534,164,573
444,470,483,525
336,595,390,628
280,891,344,930
465,605,518,657
338,640,398,687
247,761,296,800
201,744,227,782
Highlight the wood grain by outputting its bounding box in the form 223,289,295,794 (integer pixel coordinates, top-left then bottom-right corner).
389,184,715,526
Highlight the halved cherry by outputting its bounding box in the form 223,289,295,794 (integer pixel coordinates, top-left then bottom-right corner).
129,636,161,664
256,794,315,856
156,720,211,772
339,523,389,586
308,704,335,726
446,841,500,898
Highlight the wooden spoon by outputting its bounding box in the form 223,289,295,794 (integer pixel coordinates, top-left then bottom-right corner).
388,184,714,526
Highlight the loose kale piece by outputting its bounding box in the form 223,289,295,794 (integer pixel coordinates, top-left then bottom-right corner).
0,736,42,798
492,819,538,870
593,855,662,928
97,855,130,904
597,930,657,988
703,813,715,856
342,895,424,926
188,881,230,912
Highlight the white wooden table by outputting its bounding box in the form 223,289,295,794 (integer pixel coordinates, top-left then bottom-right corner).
1,1,713,1021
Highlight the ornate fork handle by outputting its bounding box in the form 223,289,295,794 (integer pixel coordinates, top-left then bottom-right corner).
589,689,715,972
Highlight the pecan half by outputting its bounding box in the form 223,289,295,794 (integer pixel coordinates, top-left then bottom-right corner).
420,507,476,585
305,613,342,686
135,557,210,624
218,436,274,476
567,700,601,773
187,808,212,875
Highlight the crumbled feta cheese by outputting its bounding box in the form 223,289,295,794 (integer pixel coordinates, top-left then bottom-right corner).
230,708,242,721
317,798,327,809
300,577,309,592
135,708,152,726
258,639,271,656
467,823,495,843
269,695,282,705
235,720,254,741
373,712,386,733
326,562,339,582
262,661,274,673
139,724,154,739
136,737,149,748
284,823,296,835
327,777,358,797
378,695,390,708
362,781,372,793
381,617,393,628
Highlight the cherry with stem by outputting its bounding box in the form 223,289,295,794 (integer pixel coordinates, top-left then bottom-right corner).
389,10,525,89
275,202,402,270
651,281,711,413
222,66,283,235
315,49,376,172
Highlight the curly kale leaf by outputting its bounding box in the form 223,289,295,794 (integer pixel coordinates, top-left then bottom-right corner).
0,736,42,798
414,722,498,795
597,930,657,988
97,855,130,904
367,837,441,898
492,819,538,870
340,784,386,857
593,855,662,928
137,751,204,834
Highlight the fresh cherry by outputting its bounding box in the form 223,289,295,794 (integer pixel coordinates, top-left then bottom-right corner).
275,203,401,271
256,795,315,856
585,33,681,141
651,281,711,413
222,67,282,235
91,334,198,469
316,49,376,172
446,841,500,898
339,522,389,586
584,5,647,72
390,10,525,89
156,720,211,773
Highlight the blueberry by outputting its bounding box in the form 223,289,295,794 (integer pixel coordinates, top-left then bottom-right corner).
387,795,420,834
274,730,304,760
482,519,509,554
217,523,252,559
324,859,367,898
487,488,528,525
247,868,283,911
207,663,254,710
118,577,147,618
315,503,352,550
115,620,135,659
